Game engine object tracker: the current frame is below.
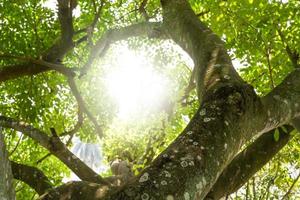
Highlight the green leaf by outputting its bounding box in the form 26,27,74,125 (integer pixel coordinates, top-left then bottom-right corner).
281,126,288,133
274,129,280,142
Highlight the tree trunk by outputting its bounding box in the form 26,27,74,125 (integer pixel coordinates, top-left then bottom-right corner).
0,128,16,200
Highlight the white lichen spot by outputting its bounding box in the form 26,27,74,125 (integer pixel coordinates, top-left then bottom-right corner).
197,155,202,160
224,143,228,149
181,160,188,168
141,193,150,200
164,170,172,178
203,118,211,122
189,161,195,166
163,154,168,158
210,104,216,109
184,192,190,200
193,141,198,146
166,195,174,200
199,108,206,116
196,182,203,190
200,146,205,150
224,75,230,79
139,172,149,183
161,180,168,185
214,64,222,68
187,131,193,135
224,121,229,126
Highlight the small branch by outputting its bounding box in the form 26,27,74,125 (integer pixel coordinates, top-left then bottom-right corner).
281,171,300,200
9,133,23,156
67,78,104,138
196,10,210,17
180,67,196,103
277,28,300,68
11,161,53,195
36,153,52,165
265,47,275,89
61,108,83,136
139,0,150,21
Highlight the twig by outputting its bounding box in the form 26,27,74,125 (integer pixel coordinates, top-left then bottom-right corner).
36,153,51,165
265,46,275,89
277,27,300,68
61,108,84,136
9,133,23,156
139,0,149,21
281,171,300,200
67,78,104,138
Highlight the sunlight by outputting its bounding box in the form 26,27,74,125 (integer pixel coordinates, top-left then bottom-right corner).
105,46,168,119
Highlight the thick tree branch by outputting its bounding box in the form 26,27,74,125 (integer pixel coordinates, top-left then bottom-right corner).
11,161,53,195
80,22,163,76
39,181,113,200
205,125,294,200
261,69,300,133
42,0,74,62
0,116,107,185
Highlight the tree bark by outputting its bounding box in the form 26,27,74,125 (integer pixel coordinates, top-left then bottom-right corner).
11,161,53,195
38,0,300,199
0,128,16,200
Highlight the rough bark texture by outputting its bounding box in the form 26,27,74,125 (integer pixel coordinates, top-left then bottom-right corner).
11,161,53,195
205,126,293,199
38,0,300,199
2,0,300,199
0,128,16,200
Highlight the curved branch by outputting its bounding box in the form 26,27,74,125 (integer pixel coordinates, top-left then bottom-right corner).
205,125,293,200
11,161,53,195
80,21,163,76
0,116,108,185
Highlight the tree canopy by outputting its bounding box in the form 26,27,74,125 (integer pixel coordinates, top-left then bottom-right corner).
0,0,299,199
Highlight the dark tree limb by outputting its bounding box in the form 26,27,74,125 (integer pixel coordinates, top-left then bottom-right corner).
205,125,294,199
0,116,108,185
39,181,112,200
11,161,53,195
80,22,163,76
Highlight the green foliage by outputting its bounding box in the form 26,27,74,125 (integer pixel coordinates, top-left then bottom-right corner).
0,0,299,199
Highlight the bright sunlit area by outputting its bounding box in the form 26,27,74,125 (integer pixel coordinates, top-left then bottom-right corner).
104,44,170,120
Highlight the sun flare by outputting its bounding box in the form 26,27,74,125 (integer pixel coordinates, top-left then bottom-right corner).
106,46,168,119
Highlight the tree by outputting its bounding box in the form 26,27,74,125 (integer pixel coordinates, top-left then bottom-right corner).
0,0,299,199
